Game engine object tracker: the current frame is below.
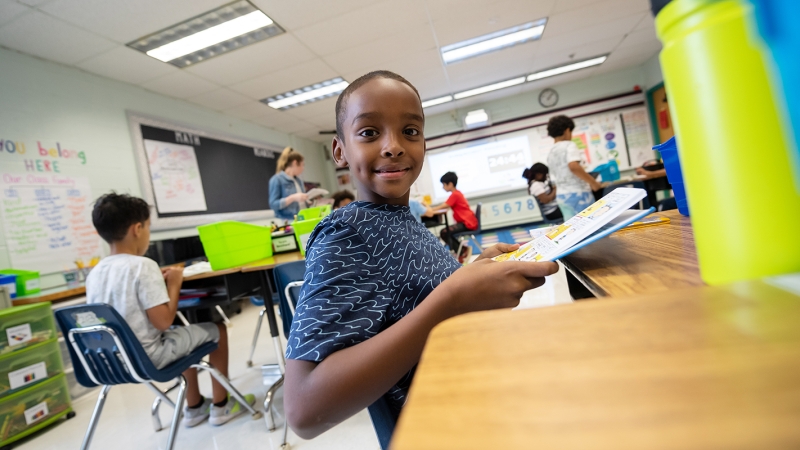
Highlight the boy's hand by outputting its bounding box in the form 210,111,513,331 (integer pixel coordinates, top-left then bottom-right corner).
474,243,520,262
163,266,184,287
434,259,559,317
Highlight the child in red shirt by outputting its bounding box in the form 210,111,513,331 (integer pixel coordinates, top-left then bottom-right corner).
432,171,478,254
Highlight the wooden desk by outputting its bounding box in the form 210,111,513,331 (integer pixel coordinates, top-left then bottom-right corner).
13,286,87,306
241,252,305,273
432,209,450,231
562,210,703,297
392,280,800,450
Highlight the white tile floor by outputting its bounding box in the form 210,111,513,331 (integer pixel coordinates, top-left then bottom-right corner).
16,302,380,450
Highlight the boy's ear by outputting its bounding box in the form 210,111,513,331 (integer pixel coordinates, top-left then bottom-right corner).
331,136,349,169
130,222,142,238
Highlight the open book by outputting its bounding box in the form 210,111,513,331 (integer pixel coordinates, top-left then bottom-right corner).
306,188,329,201
493,188,654,263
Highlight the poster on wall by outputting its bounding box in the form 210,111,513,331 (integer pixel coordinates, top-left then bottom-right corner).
570,113,629,169
143,140,207,214
1,172,102,274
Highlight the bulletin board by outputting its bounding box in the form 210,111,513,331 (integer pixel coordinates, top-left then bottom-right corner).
128,113,285,230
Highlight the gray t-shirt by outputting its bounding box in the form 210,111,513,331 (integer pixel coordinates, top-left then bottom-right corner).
546,140,591,194
86,254,170,355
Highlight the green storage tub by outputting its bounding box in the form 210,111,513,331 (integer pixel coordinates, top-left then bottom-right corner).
0,338,63,398
293,218,323,256
197,221,274,271
0,303,56,356
0,270,40,297
297,205,331,221
0,373,71,447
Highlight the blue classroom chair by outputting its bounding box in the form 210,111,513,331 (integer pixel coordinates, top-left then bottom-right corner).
452,203,483,257
54,304,261,450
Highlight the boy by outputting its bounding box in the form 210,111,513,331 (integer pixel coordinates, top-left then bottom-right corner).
283,71,558,440
86,193,254,428
545,115,603,219
431,172,479,255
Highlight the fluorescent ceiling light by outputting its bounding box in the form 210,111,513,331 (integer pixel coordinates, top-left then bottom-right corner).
527,56,608,82
464,109,490,128
454,77,526,100
263,78,349,110
421,95,453,108
441,19,546,65
128,1,284,68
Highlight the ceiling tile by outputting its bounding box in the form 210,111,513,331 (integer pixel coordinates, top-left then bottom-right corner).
338,49,450,100
250,115,316,134
444,42,541,92
292,0,429,56
618,25,658,49
17,0,56,5
304,112,337,129
250,0,376,31
141,71,219,99
545,0,650,38
185,34,318,87
38,0,227,43
282,97,337,120
0,10,115,64
187,88,253,111
537,13,642,56
0,1,31,27
229,58,339,99
77,46,177,85
222,101,277,120
431,0,554,46
322,23,437,75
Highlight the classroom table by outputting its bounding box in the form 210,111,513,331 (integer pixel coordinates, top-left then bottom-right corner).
432,208,450,231
561,209,703,297
391,278,800,450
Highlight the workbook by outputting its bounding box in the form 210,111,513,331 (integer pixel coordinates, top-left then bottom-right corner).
493,188,653,263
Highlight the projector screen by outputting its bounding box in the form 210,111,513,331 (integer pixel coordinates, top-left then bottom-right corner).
425,135,533,201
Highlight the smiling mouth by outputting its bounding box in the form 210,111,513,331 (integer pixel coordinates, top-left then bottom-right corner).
374,167,411,178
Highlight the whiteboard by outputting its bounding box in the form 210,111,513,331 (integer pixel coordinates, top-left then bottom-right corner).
417,104,654,203
1,172,103,274
143,139,207,213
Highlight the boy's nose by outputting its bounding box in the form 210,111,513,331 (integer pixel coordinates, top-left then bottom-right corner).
381,135,405,158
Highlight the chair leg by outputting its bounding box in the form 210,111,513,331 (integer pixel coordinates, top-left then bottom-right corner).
281,415,290,449
176,311,190,326
264,376,284,431
165,376,187,450
145,381,178,409
148,381,180,432
247,308,267,367
192,361,262,420
273,335,286,374
456,239,465,259
469,235,480,251
81,385,111,450
151,397,163,432
215,304,233,327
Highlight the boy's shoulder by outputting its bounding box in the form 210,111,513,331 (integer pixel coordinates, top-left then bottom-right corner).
91,254,159,279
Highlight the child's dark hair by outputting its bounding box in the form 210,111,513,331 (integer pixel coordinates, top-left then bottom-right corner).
331,190,355,208
547,115,575,138
335,70,421,140
522,163,549,185
440,171,458,187
92,193,150,243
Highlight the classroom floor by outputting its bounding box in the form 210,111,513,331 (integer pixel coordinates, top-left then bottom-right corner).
15,301,380,450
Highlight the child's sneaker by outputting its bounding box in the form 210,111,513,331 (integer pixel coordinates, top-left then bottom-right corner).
209,394,256,426
182,397,212,428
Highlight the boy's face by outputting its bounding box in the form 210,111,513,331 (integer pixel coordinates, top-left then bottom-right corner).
332,78,425,205
442,182,455,192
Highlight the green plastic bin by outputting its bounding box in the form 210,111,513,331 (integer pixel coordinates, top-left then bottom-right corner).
0,373,71,447
0,338,63,398
0,270,40,297
293,218,323,256
297,205,331,221
197,221,274,271
0,303,56,356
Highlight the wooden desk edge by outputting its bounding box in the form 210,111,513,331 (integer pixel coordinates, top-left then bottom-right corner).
13,286,87,306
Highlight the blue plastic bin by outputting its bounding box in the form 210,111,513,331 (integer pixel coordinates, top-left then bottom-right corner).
591,160,620,182
0,274,17,299
654,137,689,216
749,0,800,188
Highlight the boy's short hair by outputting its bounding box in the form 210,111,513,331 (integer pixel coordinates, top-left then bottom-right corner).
335,70,422,140
331,190,355,208
440,171,458,187
547,115,575,138
92,193,150,243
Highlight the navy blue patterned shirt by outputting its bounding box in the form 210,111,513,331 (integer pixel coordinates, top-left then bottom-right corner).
286,201,461,411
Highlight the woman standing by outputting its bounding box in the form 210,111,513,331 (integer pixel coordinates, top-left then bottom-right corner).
269,147,308,221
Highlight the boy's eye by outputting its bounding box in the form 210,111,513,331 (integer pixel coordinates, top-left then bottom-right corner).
404,128,420,136
359,129,378,138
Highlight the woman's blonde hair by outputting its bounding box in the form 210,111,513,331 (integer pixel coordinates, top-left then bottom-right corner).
275,147,304,174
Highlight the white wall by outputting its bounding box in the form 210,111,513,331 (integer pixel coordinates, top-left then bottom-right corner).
0,47,335,287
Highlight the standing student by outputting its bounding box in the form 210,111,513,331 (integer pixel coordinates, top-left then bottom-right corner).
431,172,478,253
269,147,308,221
523,163,563,222
545,115,603,219
283,71,558,441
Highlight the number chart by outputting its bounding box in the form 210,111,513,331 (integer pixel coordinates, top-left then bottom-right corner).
1,172,101,274
480,195,543,229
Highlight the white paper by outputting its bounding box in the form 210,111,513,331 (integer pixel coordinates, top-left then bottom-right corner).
24,401,49,425
1,173,103,274
144,140,207,214
9,361,48,390
6,323,32,347
306,188,329,200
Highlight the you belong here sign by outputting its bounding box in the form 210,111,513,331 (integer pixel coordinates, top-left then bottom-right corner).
0,137,87,173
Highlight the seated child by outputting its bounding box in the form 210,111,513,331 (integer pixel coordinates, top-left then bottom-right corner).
523,163,563,221
408,198,434,223
430,171,478,255
331,190,355,209
545,115,603,219
86,193,254,428
283,70,559,440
